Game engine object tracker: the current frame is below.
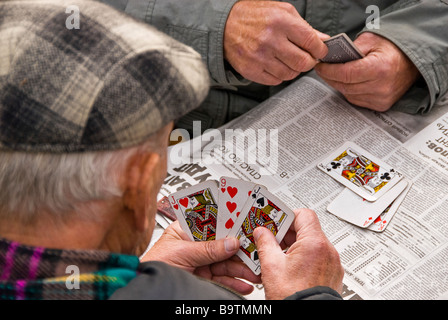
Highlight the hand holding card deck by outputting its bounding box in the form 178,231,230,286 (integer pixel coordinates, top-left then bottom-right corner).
167,177,295,275
318,142,410,231
321,33,365,64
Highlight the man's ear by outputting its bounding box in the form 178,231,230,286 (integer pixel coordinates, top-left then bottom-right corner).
122,152,161,233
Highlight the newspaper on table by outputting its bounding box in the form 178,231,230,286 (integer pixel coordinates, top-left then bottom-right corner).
153,73,448,300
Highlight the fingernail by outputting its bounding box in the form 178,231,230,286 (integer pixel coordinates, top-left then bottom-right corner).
224,237,239,253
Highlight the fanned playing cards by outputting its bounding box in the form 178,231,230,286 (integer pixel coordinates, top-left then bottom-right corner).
318,142,410,231
167,177,294,275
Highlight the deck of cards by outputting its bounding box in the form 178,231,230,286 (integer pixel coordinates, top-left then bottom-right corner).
321,33,365,64
167,177,295,275
318,142,412,232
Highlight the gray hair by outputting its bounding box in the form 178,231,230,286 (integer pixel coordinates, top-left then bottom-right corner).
0,127,168,224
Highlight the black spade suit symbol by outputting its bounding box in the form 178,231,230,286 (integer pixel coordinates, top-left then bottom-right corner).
256,197,265,207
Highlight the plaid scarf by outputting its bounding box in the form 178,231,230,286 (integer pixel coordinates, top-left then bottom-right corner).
0,238,140,300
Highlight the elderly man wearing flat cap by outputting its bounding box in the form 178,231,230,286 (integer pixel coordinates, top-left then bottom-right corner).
0,0,343,300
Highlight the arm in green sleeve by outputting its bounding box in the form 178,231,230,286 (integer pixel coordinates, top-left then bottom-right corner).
359,0,448,114
101,0,245,87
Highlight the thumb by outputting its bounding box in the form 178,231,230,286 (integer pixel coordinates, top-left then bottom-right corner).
253,227,284,267
184,237,240,267
353,32,378,56
315,30,331,41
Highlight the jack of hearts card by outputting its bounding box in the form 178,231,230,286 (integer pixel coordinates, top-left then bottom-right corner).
169,180,219,241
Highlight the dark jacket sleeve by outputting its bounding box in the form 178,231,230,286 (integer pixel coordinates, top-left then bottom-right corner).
285,286,343,300
109,261,343,300
109,261,244,300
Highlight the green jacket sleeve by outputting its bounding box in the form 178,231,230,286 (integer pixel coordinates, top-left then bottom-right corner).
358,0,448,114
305,0,448,115
110,261,343,300
102,0,447,116
101,0,243,87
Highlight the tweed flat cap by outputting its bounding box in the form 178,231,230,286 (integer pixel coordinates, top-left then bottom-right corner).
0,0,209,153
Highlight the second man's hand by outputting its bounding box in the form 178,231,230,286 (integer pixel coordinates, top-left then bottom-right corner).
224,1,328,85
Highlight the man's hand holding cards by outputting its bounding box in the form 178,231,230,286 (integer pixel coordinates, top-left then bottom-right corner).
318,142,412,231
321,33,365,64
168,177,295,275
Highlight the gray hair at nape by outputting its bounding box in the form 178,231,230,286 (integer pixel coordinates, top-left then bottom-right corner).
0,128,168,225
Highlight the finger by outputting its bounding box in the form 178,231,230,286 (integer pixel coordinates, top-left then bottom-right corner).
321,77,397,111
276,43,318,73
344,93,393,111
263,56,302,81
165,220,191,241
278,218,300,249
210,259,262,284
343,94,372,107
210,276,255,295
292,208,324,241
315,59,375,84
253,227,284,269
280,227,296,249
352,32,378,56
255,70,283,86
316,30,331,41
288,19,328,59
192,266,255,295
182,236,240,267
322,78,372,96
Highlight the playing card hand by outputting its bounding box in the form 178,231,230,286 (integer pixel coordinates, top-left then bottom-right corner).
224,1,328,85
254,209,344,300
141,221,261,295
315,32,420,111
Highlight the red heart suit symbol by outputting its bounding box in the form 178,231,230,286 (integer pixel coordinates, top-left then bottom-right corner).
173,204,179,210
225,218,234,229
226,201,237,213
227,187,238,198
179,198,189,208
